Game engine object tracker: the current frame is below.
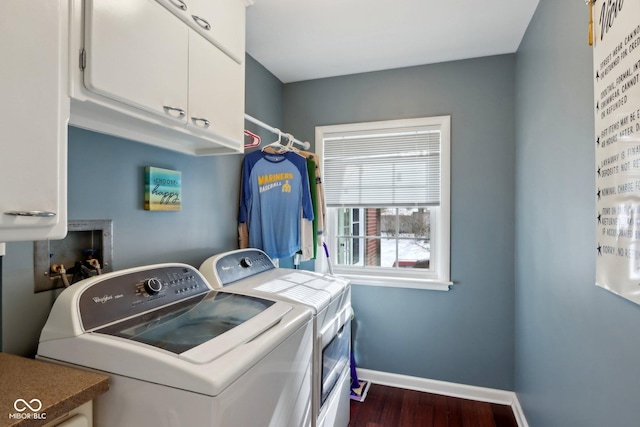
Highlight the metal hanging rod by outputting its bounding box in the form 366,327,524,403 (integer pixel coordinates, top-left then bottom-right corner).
244,114,311,150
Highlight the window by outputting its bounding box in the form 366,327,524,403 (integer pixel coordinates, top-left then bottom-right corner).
316,116,451,290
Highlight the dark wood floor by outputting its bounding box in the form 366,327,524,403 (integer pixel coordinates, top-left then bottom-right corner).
349,384,518,427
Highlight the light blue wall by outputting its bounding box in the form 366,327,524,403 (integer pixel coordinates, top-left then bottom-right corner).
283,56,517,390
245,55,284,141
1,55,283,356
515,1,640,426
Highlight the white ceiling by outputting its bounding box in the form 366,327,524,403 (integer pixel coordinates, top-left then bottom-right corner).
245,0,540,83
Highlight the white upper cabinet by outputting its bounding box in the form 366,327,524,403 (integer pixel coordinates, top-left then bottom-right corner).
69,0,246,156
188,31,244,149
0,0,245,242
0,0,69,242
84,0,189,122
157,0,246,64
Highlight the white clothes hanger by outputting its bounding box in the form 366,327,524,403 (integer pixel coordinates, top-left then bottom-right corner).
284,133,299,152
262,128,285,152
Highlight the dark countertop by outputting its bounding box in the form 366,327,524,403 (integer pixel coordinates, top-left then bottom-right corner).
0,353,109,427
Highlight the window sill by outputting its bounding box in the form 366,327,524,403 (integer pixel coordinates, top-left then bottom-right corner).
335,272,452,291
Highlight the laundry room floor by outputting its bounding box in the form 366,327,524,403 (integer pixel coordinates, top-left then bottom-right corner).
348,384,518,427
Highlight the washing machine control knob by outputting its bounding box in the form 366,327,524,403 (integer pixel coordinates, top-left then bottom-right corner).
144,278,163,295
240,257,253,268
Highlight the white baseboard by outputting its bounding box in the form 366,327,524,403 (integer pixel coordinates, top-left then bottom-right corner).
510,395,529,427
356,369,528,427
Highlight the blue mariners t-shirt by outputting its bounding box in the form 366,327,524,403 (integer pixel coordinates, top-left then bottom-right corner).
239,151,314,259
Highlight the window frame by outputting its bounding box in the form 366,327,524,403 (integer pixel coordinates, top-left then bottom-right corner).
315,116,452,291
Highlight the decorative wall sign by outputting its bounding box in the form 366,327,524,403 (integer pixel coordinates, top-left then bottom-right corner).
144,167,182,211
593,0,640,304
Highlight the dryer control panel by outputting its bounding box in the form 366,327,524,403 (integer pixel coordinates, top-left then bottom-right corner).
213,249,276,286
78,265,211,331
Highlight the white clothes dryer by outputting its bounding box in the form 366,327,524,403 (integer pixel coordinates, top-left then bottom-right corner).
37,263,313,427
199,249,351,427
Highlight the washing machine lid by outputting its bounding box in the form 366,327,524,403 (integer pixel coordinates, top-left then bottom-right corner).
95,291,275,356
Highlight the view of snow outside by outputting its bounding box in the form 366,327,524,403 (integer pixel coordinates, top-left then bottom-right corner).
380,234,430,267
380,208,430,267
335,207,430,267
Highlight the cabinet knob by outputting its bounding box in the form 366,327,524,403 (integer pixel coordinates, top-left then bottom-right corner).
169,0,187,11
192,15,211,31
163,106,186,120
4,211,56,217
191,117,210,128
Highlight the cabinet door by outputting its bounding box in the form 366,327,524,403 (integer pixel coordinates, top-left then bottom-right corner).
84,0,189,122
156,0,245,64
0,0,68,241
188,32,244,147
189,0,245,63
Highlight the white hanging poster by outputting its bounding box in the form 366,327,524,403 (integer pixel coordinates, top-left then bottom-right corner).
594,0,640,305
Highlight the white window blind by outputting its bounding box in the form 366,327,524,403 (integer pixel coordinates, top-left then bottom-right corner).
323,125,442,207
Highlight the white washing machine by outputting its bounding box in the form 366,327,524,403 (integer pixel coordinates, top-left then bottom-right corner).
199,249,351,427
37,263,313,427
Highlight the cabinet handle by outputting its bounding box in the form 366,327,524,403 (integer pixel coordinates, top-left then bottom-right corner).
163,106,186,119
4,210,56,217
192,15,211,31
191,117,210,128
168,0,187,11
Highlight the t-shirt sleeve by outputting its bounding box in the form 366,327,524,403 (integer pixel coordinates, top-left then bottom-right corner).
287,152,314,221
238,151,262,224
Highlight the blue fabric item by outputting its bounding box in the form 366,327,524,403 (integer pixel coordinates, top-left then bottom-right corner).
350,351,359,384
239,151,313,259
